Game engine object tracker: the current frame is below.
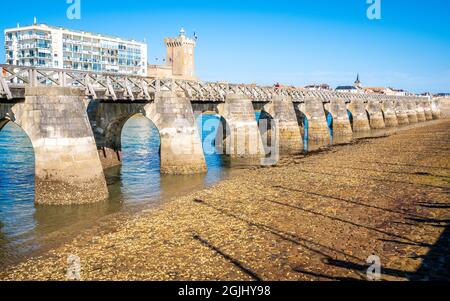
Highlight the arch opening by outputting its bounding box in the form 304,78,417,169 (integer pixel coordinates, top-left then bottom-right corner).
347,110,354,130
106,113,162,201
257,110,275,155
195,111,228,169
0,119,36,250
325,110,334,136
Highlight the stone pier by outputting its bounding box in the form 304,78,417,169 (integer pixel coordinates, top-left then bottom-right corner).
261,95,303,154
298,97,330,143
415,99,427,122
381,99,399,127
324,97,352,138
216,94,265,160
366,100,386,129
90,92,207,175
3,87,109,205
144,91,207,174
422,100,433,121
406,101,419,124
431,99,442,119
395,99,410,125
347,98,371,132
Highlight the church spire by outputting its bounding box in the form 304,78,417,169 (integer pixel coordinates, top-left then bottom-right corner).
354,73,362,88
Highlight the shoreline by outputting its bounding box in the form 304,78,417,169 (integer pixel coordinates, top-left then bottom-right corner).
1,119,449,280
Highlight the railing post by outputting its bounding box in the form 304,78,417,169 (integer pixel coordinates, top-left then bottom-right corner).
155,79,161,93
59,71,66,87
29,68,37,87
0,67,13,100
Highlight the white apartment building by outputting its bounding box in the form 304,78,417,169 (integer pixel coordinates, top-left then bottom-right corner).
4,23,148,75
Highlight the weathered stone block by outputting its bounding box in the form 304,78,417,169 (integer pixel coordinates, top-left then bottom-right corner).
216,94,265,160
299,97,330,142
261,95,303,154
347,99,371,132
325,98,352,137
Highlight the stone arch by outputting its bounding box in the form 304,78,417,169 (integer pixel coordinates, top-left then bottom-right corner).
189,102,231,158
94,96,207,175
93,102,146,168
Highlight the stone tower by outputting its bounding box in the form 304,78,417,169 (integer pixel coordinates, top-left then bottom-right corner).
164,28,197,80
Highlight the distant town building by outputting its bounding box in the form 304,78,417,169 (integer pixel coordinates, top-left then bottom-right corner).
147,28,197,80
364,87,390,95
387,87,409,96
304,84,331,91
434,92,450,97
364,87,411,96
335,74,411,96
335,85,361,93
4,22,148,75
335,74,364,93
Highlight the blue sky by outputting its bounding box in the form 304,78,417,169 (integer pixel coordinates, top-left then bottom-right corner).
1,0,449,93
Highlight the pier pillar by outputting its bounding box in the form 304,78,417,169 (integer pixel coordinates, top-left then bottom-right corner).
298,97,330,143
381,99,398,127
395,99,409,125
261,95,303,154
216,94,265,160
406,100,419,124
366,100,386,129
12,87,108,205
324,97,352,138
144,91,207,175
423,100,433,120
347,98,371,132
431,99,441,119
415,99,427,122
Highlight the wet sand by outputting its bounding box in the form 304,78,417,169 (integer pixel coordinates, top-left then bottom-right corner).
1,120,449,281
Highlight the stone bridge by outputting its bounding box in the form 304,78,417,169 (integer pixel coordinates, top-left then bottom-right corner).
0,65,443,205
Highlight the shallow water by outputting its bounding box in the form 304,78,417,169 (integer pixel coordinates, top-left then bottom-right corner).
0,114,232,267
